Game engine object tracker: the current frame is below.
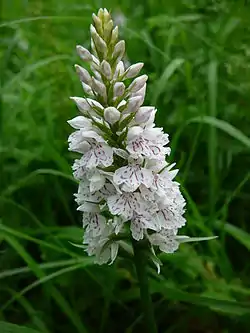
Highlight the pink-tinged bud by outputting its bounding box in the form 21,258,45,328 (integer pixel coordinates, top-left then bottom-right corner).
76,45,92,61
81,82,94,96
113,40,125,62
92,78,107,100
101,60,112,79
124,96,144,114
70,97,103,114
124,63,144,79
104,107,120,124
67,116,92,129
135,106,155,124
127,126,143,140
113,82,125,97
114,61,125,79
129,74,148,93
75,64,92,85
131,83,146,100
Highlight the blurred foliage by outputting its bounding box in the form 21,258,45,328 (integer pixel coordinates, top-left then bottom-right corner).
1,0,250,332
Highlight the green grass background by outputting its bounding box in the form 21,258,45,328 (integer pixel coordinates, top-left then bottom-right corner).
1,0,250,332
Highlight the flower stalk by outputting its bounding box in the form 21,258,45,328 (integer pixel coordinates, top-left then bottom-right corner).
132,239,158,333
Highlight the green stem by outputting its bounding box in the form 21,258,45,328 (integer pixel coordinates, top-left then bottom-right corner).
132,239,158,333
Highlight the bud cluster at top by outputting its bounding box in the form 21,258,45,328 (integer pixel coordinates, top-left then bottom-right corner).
68,8,192,266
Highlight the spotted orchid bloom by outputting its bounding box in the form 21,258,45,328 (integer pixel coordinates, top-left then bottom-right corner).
68,8,215,266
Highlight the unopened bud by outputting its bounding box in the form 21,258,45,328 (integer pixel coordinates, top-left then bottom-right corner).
113,40,125,62
97,8,104,20
129,74,148,93
104,20,113,42
127,126,144,140
75,64,92,85
111,26,119,45
114,61,125,79
92,13,103,35
90,25,107,56
131,83,146,100
113,82,125,97
103,8,111,23
124,63,144,79
124,96,144,114
67,116,92,129
104,107,120,124
92,78,107,100
82,82,94,96
76,45,92,61
101,60,112,79
70,97,103,114
135,106,155,124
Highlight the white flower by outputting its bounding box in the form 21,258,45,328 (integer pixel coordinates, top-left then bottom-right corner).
155,208,186,230
84,222,119,264
107,192,144,219
79,142,113,169
126,126,170,159
113,161,153,192
83,212,106,237
130,212,160,241
149,229,179,253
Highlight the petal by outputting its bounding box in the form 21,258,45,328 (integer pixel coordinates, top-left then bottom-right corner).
77,202,100,212
130,220,144,241
89,172,106,192
82,130,105,142
156,209,186,230
107,193,142,219
86,213,106,237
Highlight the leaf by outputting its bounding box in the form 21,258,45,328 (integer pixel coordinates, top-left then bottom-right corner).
187,116,250,148
216,221,250,251
148,14,203,27
2,169,76,197
151,282,250,315
3,55,71,91
152,58,184,104
177,236,218,243
0,321,41,333
1,232,88,333
0,258,93,280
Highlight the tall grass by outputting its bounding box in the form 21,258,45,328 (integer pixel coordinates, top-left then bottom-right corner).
1,0,250,332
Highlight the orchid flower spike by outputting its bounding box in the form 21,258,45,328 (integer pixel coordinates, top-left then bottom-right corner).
68,8,216,268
